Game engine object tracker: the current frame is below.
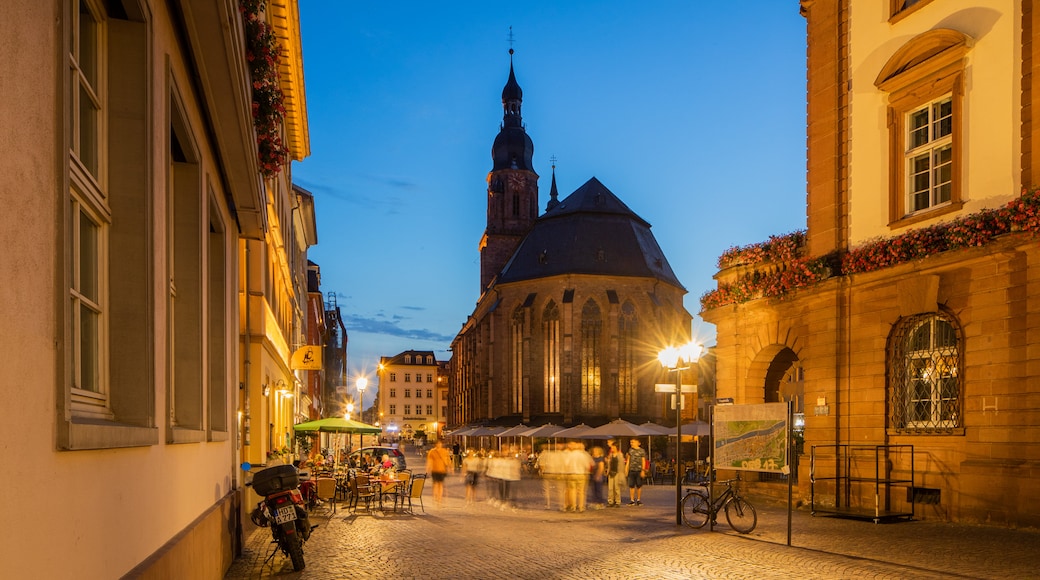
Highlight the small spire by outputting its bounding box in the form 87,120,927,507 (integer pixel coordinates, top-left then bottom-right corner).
546,156,560,212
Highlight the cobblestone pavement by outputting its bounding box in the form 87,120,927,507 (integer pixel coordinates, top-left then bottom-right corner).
226,471,1038,580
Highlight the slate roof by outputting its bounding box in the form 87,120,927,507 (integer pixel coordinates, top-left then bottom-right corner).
496,177,684,288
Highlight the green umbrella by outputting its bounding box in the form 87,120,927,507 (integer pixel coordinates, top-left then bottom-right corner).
293,417,382,434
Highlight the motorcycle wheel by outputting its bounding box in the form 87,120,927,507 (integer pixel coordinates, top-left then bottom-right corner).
285,532,306,571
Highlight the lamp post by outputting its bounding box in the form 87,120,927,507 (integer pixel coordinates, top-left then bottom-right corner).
658,342,703,526
355,377,368,423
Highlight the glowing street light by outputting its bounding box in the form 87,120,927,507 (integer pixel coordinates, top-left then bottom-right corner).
657,341,703,526
356,376,368,422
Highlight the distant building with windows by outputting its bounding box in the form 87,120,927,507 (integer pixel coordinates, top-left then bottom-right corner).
448,54,693,429
377,350,441,441
702,1,1040,527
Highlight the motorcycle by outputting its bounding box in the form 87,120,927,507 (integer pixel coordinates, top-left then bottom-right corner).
244,463,312,571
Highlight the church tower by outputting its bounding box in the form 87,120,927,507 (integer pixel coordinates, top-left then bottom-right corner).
479,49,539,291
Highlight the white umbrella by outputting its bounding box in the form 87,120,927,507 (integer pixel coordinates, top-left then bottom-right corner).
553,423,595,439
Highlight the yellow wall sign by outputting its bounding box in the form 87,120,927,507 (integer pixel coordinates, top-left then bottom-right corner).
291,346,323,370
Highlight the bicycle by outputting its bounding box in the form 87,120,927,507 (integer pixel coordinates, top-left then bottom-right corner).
681,475,758,533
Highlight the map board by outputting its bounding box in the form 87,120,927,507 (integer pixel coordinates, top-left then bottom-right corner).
713,403,789,473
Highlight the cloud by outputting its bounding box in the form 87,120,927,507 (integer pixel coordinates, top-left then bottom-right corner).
343,313,455,343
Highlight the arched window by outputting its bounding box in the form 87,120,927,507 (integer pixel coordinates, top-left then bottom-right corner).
618,301,638,413
889,312,961,431
542,301,560,413
510,306,525,414
580,299,602,413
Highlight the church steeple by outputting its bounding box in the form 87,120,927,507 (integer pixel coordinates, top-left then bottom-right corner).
481,46,540,292
546,157,560,212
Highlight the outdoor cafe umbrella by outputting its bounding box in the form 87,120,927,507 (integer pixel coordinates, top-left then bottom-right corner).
583,418,655,439
668,420,712,467
519,424,564,438
468,426,505,450
552,423,594,440
293,417,382,470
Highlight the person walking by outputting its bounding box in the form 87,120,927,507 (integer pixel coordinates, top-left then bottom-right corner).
588,446,606,509
625,438,647,506
605,439,624,507
462,450,484,505
426,440,452,505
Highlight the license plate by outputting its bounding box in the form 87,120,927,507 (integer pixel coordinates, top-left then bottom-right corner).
273,504,296,525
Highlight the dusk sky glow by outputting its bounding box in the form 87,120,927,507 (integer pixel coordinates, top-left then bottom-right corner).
293,1,809,397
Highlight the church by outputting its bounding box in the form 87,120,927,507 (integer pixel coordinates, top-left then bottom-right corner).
447,52,692,429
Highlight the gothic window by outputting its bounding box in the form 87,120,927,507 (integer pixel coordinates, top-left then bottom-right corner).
618,301,638,414
580,299,602,413
511,306,525,414
889,312,961,432
543,300,560,413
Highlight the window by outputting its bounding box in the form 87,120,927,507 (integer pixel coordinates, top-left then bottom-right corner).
427,389,433,398
580,300,602,413
426,405,433,415
511,306,525,414
876,29,970,228
404,389,411,398
890,0,933,22
405,355,411,363
415,389,422,399
389,404,396,415
427,374,433,382
405,373,411,382
62,0,155,449
389,388,396,398
889,312,960,432
542,300,560,413
618,302,638,413
426,356,433,364
389,372,396,382
415,374,422,383
404,405,411,415
906,97,952,214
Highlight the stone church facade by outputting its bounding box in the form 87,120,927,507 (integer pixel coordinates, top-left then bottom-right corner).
449,54,692,429
702,1,1040,527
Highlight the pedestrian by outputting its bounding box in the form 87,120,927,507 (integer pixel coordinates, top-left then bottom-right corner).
452,441,462,472
605,439,624,507
535,443,565,510
426,439,452,505
588,445,606,509
625,438,647,505
563,441,594,512
462,450,484,505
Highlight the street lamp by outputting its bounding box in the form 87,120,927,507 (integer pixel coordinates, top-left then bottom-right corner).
658,342,703,526
356,377,368,422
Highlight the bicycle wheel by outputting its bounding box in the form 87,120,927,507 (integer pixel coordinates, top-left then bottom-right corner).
724,496,757,533
681,491,710,528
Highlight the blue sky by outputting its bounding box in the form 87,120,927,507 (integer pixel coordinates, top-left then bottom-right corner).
294,2,809,395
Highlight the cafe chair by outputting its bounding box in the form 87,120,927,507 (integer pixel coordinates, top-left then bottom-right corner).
351,474,377,512
315,477,337,514
404,474,426,514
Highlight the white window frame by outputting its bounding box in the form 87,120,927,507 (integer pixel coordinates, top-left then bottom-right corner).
905,96,953,215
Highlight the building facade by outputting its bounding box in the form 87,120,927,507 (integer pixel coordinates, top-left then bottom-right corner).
0,0,309,576
449,56,693,430
702,0,1040,527
377,350,442,442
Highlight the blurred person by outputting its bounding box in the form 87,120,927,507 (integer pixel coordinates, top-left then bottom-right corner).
588,445,606,509
535,443,564,510
426,440,452,505
462,450,484,505
605,439,625,507
563,441,594,512
625,438,647,505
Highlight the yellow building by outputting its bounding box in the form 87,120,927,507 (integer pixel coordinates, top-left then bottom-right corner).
377,351,442,442
703,0,1040,527
0,0,309,576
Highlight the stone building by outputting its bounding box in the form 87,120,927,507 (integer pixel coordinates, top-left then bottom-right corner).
0,0,311,576
449,54,693,429
377,350,442,441
702,0,1040,527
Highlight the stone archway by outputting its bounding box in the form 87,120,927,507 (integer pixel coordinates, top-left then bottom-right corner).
746,345,803,483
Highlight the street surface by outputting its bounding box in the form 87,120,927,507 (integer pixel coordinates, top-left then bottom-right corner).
226,467,1037,579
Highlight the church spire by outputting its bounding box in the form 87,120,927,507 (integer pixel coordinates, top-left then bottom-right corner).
546,156,560,211
502,48,523,128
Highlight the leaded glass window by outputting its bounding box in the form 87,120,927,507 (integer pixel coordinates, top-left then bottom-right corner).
580,300,601,413
890,312,960,431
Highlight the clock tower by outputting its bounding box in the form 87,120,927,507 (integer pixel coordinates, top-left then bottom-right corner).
480,49,539,291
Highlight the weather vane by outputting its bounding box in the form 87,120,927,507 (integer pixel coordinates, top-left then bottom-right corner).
550,155,558,169
508,26,515,54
